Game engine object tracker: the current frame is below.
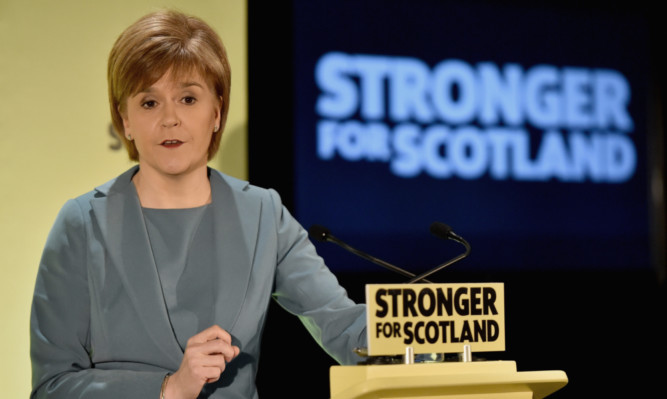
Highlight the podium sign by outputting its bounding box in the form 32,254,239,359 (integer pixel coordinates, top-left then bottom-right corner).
366,283,505,356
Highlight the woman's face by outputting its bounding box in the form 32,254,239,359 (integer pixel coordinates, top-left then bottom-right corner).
122,70,221,179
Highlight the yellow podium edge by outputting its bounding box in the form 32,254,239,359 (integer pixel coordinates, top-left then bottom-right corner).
330,362,567,399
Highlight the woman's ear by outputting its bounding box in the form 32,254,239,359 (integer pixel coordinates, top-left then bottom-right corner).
119,106,132,138
214,96,223,127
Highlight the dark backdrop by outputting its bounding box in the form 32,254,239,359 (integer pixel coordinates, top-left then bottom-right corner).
248,1,667,397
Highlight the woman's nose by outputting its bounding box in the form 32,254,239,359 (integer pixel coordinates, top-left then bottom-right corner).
161,103,180,127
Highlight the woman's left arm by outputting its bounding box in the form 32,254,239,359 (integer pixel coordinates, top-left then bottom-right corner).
268,190,367,365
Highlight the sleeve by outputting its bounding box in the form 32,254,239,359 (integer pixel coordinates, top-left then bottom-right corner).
30,199,165,399
267,190,367,365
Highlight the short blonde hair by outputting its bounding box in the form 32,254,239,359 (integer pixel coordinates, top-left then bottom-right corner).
108,9,231,161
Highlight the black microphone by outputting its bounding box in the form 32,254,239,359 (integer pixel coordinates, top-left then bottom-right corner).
430,221,469,245
308,225,432,283
406,222,471,283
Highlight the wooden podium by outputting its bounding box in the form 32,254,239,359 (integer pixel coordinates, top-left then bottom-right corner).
330,360,567,398
340,283,568,398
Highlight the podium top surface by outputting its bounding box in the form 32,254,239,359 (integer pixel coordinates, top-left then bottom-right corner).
330,361,568,399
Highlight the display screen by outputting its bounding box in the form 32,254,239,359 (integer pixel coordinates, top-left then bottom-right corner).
256,0,655,275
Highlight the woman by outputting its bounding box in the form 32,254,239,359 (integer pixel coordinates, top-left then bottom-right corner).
30,10,366,399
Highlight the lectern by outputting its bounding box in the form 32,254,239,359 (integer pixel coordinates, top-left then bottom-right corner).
331,283,568,398
330,360,567,399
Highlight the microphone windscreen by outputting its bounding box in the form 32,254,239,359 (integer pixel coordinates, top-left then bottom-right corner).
308,224,331,241
430,222,453,239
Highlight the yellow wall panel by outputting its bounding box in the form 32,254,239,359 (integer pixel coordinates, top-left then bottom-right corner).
0,1,247,396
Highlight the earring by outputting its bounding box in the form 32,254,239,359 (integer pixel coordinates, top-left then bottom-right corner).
213,125,220,133
126,134,133,141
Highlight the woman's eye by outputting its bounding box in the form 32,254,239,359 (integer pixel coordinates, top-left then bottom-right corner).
182,96,197,105
141,100,157,109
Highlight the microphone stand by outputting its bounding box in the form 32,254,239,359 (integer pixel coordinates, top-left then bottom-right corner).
309,225,433,283
406,234,471,283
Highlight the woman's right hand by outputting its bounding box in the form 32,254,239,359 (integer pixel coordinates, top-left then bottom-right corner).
164,325,240,399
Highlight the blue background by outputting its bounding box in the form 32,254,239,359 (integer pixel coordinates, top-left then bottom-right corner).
291,0,652,274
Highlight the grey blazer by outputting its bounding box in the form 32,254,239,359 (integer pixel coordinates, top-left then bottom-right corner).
30,166,367,399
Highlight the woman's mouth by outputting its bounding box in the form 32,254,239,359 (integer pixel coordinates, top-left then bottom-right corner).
161,139,183,148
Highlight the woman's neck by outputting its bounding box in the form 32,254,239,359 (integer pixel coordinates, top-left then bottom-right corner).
132,167,212,209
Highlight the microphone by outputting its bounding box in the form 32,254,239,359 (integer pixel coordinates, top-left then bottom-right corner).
406,222,471,283
429,222,470,245
308,225,433,283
